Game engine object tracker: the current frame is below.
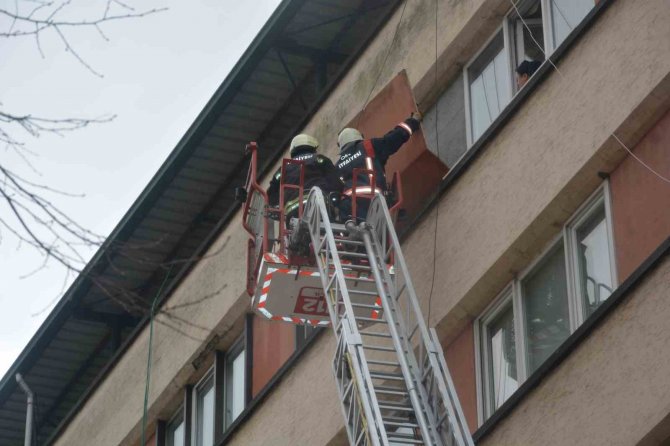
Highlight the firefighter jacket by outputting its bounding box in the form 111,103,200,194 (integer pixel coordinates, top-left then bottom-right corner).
268,149,344,215
336,117,420,197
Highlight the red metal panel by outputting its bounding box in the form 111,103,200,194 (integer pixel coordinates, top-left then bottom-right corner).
610,110,670,281
347,70,448,224
251,315,296,397
443,322,478,434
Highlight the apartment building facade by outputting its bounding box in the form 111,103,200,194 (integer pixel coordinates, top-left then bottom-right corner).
1,0,669,445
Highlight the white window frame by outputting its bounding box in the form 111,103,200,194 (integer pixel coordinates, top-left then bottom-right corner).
223,337,246,430
463,24,513,147
564,181,618,326
476,183,617,424
192,367,215,446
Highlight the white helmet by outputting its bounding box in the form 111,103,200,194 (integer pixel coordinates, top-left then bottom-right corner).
290,133,319,156
338,128,363,149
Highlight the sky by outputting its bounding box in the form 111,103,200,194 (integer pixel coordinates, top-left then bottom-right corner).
0,0,282,377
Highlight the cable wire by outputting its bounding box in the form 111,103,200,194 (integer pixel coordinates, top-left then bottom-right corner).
427,0,440,325
141,266,174,446
510,0,670,185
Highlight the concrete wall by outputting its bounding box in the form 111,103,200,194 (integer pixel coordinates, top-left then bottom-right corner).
53,0,670,444
478,255,670,446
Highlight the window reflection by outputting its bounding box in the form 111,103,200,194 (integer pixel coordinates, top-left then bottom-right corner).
576,206,613,317
551,0,595,47
486,304,518,411
195,375,214,446
468,32,511,141
225,347,246,429
167,413,184,446
523,246,570,374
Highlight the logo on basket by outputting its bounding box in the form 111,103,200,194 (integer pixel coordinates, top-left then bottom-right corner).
294,287,328,316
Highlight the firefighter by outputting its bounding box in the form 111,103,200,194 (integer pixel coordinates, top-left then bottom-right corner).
268,133,343,221
336,112,422,221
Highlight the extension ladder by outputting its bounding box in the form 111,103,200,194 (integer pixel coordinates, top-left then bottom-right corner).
298,187,474,446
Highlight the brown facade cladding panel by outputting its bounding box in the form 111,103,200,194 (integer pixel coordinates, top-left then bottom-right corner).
443,322,478,435
347,70,448,224
251,316,296,397
610,110,670,281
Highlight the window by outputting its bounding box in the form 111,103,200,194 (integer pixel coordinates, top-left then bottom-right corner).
547,0,595,50
167,409,185,446
464,0,596,145
477,184,617,420
480,293,519,415
466,30,512,143
224,340,246,429
295,325,319,350
566,193,616,322
522,244,570,373
193,370,215,446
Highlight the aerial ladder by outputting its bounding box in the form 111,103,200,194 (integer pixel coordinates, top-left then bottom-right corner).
240,142,473,446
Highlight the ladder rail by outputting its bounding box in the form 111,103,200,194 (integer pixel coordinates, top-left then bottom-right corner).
303,188,389,445
362,230,439,445
366,195,471,446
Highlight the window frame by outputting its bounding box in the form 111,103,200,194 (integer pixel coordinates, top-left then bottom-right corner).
564,181,618,326
192,367,215,446
223,337,246,430
463,24,514,147
475,182,617,424
166,406,185,446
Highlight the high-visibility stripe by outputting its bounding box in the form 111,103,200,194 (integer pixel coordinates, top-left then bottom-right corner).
343,186,383,196
398,122,413,135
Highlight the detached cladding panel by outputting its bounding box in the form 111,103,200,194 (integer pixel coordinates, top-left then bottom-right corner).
610,110,670,281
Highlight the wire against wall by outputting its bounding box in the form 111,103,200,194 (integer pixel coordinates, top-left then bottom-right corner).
141,265,174,446
427,0,441,326
510,0,670,185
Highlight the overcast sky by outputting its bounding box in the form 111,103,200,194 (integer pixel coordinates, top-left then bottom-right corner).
0,0,282,377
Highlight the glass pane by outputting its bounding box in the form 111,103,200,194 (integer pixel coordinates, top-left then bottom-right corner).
196,378,214,446
576,205,613,317
167,418,184,446
551,0,595,47
225,348,246,428
469,32,511,141
523,245,570,374
486,304,518,411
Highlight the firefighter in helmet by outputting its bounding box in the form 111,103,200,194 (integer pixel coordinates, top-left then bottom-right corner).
268,133,343,221
336,112,422,221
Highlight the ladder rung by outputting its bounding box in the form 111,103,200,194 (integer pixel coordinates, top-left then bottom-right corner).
359,331,392,338
356,316,387,323
367,359,399,367
370,371,404,381
350,302,379,310
386,436,423,445
341,276,375,283
378,404,413,412
374,386,409,396
349,289,379,296
333,238,365,246
333,263,371,271
383,420,419,428
332,250,368,258
362,344,395,352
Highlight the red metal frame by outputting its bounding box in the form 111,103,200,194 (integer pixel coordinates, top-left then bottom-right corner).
241,142,269,296
241,140,405,296
278,158,306,253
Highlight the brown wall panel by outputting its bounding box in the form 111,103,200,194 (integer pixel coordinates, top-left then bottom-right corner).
610,110,670,281
348,71,448,223
443,322,478,434
251,316,295,397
